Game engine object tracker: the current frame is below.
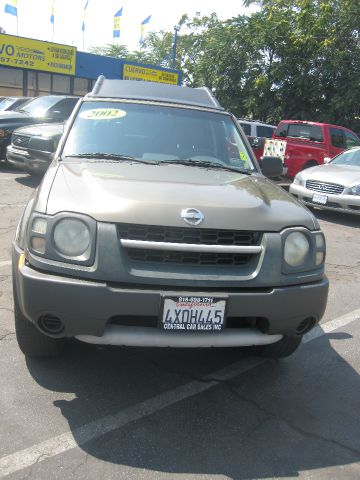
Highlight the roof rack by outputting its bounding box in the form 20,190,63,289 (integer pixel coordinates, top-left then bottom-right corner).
88,76,224,111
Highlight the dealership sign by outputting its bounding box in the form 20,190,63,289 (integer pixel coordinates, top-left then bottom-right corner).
123,64,179,85
0,34,76,75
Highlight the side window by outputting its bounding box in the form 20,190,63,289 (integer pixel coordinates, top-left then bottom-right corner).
48,98,78,120
310,125,323,142
345,131,360,148
275,123,288,137
257,125,275,138
238,122,251,136
330,128,346,148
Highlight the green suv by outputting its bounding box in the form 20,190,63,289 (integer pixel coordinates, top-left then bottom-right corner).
12,77,328,358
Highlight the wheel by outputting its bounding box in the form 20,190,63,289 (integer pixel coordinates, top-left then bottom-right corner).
13,281,64,358
254,335,302,358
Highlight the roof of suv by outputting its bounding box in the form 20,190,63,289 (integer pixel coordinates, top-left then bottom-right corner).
88,76,224,111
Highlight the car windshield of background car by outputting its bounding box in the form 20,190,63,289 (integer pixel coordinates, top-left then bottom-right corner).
63,101,256,172
332,148,360,167
0,97,15,110
18,96,60,117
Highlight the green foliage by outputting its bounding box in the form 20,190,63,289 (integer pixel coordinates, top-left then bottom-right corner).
90,1,360,132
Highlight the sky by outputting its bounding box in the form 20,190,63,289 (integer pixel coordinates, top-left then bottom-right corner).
0,0,256,52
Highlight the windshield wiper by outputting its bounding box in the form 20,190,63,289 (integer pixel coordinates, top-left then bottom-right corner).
160,158,252,175
65,153,157,164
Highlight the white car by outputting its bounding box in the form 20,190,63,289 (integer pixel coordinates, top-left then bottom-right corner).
290,147,360,215
237,119,276,138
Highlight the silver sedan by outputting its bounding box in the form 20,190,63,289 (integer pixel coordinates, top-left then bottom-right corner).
290,147,360,215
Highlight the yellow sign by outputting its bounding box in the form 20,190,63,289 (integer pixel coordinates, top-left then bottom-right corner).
0,34,76,75
123,64,179,85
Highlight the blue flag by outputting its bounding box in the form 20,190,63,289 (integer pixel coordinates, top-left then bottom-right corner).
140,15,151,43
82,0,90,32
4,0,17,17
50,0,55,25
113,7,123,38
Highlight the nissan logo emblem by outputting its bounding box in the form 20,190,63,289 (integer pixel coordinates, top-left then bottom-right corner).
181,208,204,226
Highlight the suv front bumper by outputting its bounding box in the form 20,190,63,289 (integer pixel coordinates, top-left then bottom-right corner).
14,248,329,346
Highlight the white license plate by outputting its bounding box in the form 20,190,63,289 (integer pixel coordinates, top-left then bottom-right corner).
312,193,328,205
161,296,226,332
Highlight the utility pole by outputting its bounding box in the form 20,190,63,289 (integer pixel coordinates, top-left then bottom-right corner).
172,25,180,69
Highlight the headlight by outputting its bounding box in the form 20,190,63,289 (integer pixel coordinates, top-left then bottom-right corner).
27,212,96,265
0,129,7,138
348,184,360,196
53,218,90,257
282,229,325,272
293,175,304,186
284,232,310,267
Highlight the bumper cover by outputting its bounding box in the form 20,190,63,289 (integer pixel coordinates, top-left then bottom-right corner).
6,145,51,174
290,184,360,215
14,250,329,343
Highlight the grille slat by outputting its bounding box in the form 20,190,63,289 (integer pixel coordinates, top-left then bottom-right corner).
118,223,261,246
127,249,252,266
306,180,344,195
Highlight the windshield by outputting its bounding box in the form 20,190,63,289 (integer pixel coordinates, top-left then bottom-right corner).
63,101,256,172
18,96,59,117
332,148,360,167
0,98,15,111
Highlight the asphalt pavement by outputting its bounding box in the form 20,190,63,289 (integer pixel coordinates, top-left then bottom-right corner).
0,165,359,480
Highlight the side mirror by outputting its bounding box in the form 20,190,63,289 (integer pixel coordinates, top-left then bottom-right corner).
323,157,331,164
259,156,283,177
249,136,260,148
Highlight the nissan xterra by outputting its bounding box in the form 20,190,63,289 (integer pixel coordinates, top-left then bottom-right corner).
12,78,329,359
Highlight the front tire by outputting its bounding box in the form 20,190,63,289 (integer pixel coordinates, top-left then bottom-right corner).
254,335,302,358
14,290,64,358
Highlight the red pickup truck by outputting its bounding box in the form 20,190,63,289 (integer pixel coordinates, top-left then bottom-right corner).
264,120,360,177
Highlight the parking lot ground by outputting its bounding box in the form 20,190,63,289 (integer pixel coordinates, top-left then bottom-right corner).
0,167,359,480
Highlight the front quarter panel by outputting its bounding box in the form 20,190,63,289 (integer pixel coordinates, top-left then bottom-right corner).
32,162,60,214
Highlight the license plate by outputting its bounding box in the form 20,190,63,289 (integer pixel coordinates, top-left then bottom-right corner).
312,193,328,205
161,296,227,332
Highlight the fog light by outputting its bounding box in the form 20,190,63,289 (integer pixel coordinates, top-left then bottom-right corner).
31,237,46,254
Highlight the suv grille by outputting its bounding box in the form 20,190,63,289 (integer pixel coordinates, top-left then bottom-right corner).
117,224,261,246
118,223,262,267
306,180,344,195
12,134,30,149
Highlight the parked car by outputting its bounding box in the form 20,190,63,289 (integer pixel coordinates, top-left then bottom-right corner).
0,96,32,112
237,119,276,160
0,95,79,160
290,147,360,215
265,120,360,178
6,123,64,175
12,78,328,359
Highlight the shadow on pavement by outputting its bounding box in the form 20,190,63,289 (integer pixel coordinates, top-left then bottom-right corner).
26,333,360,479
14,174,42,189
312,209,360,228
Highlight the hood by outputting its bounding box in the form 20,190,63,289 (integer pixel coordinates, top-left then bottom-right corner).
44,161,317,231
301,164,360,186
0,110,37,127
13,123,64,138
